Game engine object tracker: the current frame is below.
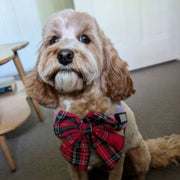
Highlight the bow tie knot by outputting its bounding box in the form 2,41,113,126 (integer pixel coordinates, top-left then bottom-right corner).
81,122,92,135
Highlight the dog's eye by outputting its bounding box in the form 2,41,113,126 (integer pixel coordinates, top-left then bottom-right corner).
79,34,91,44
50,36,59,45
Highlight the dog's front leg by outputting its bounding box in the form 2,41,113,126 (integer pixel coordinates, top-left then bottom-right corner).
108,153,125,180
69,165,88,180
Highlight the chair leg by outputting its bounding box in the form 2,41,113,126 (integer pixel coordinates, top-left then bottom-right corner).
13,53,44,122
31,99,44,122
0,135,16,172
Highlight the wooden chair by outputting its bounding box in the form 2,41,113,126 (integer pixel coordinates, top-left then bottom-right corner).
0,41,43,121
0,81,31,172
0,41,43,171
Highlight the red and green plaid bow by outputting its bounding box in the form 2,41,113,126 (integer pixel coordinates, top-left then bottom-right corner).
54,110,126,170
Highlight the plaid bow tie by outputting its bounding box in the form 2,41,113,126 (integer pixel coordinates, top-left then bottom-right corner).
54,105,127,170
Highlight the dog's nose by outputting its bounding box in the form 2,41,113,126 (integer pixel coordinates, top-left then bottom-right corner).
57,49,74,66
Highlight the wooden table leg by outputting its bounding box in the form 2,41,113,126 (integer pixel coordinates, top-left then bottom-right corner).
0,135,16,172
13,52,26,82
12,52,43,121
31,99,44,122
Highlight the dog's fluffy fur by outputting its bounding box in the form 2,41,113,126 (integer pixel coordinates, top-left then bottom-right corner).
25,9,180,180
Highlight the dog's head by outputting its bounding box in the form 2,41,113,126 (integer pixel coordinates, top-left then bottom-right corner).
25,9,135,108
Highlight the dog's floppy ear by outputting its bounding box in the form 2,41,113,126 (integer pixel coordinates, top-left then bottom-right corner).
101,35,135,101
25,55,59,109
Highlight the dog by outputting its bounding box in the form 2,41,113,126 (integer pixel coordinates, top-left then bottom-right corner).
25,9,180,180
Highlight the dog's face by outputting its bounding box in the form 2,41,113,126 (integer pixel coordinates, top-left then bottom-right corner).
38,9,104,93
25,9,135,108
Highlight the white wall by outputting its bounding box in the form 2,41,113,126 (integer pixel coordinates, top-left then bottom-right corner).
1,0,180,77
0,0,74,77
74,0,180,70
0,0,42,77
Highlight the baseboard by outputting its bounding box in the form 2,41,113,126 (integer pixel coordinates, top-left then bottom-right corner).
130,59,178,73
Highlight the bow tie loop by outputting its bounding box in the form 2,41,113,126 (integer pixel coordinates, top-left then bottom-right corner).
85,112,123,131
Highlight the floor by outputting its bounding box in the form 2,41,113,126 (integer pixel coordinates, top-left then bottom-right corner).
0,60,180,180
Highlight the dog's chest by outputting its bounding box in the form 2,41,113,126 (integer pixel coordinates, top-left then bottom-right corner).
84,134,103,166
58,96,116,118
89,148,103,166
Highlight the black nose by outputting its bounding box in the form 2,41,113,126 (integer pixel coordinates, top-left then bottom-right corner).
57,49,74,65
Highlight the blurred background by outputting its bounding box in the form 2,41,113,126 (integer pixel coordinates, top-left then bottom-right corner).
0,0,180,77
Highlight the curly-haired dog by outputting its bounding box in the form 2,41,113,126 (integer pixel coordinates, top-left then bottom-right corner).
25,9,180,180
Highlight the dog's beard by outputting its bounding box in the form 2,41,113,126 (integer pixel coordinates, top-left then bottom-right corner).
54,71,84,93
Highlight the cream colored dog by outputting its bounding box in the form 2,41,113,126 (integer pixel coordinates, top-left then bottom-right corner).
25,9,180,180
